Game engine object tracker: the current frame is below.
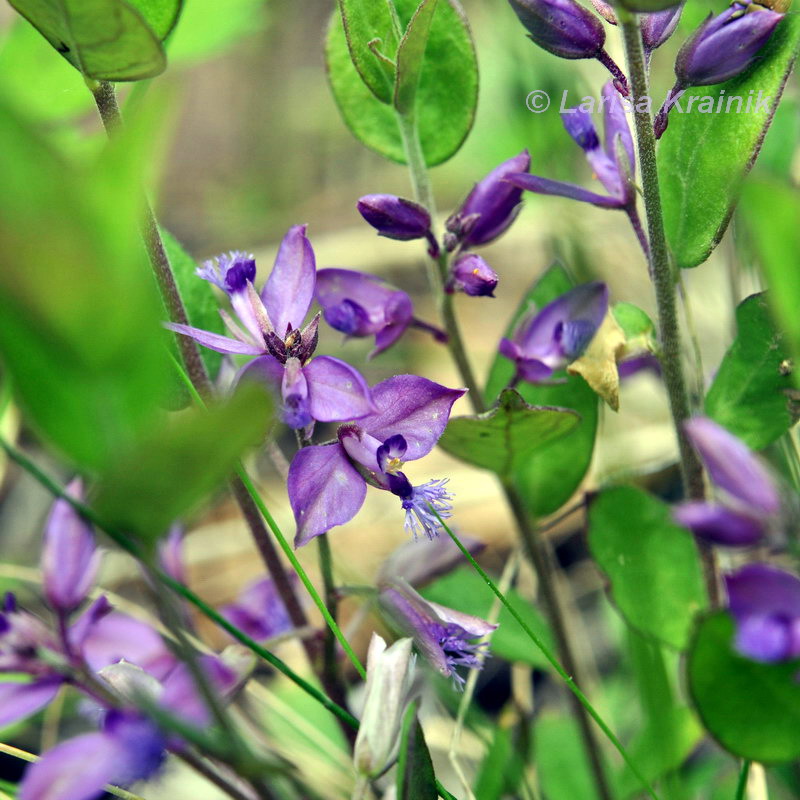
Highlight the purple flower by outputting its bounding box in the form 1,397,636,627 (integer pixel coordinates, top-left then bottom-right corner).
508,0,629,92
221,575,294,642
357,195,432,241
499,282,609,383
167,226,375,429
446,254,498,297
41,480,101,614
445,151,530,249
656,3,783,137
378,579,497,687
19,711,166,800
315,268,415,357
676,3,782,87
509,83,636,210
641,4,684,52
158,525,186,585
287,375,465,546
725,563,800,663
673,417,781,546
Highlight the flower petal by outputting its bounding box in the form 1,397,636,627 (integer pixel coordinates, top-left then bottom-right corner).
506,174,623,208
164,323,263,355
19,732,121,800
0,679,63,728
304,356,375,422
262,224,316,336
356,376,466,461
684,417,781,515
288,444,367,547
673,502,765,546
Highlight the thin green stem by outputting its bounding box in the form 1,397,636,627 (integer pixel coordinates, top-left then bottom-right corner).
735,760,751,800
618,14,720,606
432,510,660,800
399,110,612,800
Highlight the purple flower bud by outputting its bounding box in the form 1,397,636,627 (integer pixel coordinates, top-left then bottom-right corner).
158,526,186,585
590,0,617,24
41,480,100,614
378,579,497,686
357,195,432,241
447,254,499,297
684,417,781,516
446,151,530,247
641,4,683,52
508,0,606,59
378,534,486,588
675,4,783,88
673,502,765,546
725,563,800,663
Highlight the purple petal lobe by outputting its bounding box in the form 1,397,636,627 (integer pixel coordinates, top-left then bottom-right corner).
601,82,635,178
19,733,122,800
356,376,466,461
288,445,367,547
507,174,623,208
164,323,263,355
673,502,765,546
0,679,62,728
684,417,780,515
281,357,312,429
304,356,376,422
236,354,285,392
41,479,100,613
221,576,294,642
262,224,316,336
726,563,800,662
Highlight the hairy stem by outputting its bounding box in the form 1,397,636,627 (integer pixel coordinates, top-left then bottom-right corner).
399,108,614,800
88,79,314,641
618,16,720,606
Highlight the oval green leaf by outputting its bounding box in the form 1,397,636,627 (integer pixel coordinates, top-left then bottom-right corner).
438,389,579,479
658,13,800,269
396,704,437,800
484,264,599,517
705,292,795,450
326,0,478,166
8,0,169,80
688,611,800,763
588,486,708,650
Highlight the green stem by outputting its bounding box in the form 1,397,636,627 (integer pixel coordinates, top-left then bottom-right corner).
399,108,613,800
618,14,720,607
433,511,660,800
88,79,313,636
735,760,751,800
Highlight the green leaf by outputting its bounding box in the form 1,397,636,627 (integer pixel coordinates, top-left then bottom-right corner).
0,96,170,470
484,264,599,517
126,0,183,40
536,714,604,800
337,0,398,104
658,14,800,268
394,0,438,115
474,725,526,800
588,486,708,650
688,611,800,763
326,0,478,166
7,0,170,81
94,383,272,543
396,704,437,800
705,292,795,450
421,567,556,669
161,230,225,379
740,177,800,364
438,389,579,479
